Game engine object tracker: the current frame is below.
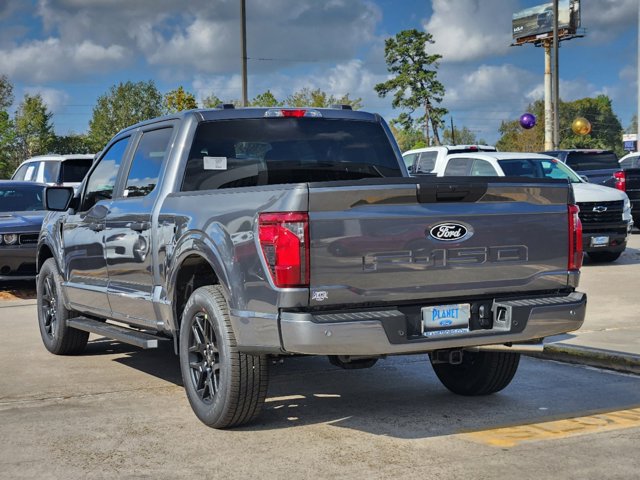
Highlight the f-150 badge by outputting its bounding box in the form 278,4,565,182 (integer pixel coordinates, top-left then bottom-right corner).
428,222,470,242
312,291,328,302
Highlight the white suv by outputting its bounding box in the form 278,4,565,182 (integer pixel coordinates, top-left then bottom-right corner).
402,145,497,175
12,154,95,188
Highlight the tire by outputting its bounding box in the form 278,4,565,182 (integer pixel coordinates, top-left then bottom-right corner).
430,350,520,396
179,285,269,428
37,258,88,355
587,251,622,263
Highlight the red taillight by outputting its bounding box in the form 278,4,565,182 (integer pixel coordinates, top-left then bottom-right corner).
258,212,309,288
614,170,626,191
568,204,583,271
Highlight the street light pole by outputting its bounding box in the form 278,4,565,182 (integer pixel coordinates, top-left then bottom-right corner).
241,0,248,107
552,0,560,149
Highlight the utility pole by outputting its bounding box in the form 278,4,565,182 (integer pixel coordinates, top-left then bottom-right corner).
544,40,553,151
552,0,560,149
240,0,248,107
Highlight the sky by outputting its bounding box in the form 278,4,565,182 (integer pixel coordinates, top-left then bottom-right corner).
0,0,637,144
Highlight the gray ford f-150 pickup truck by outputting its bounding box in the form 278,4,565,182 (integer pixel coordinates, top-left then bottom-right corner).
37,106,587,428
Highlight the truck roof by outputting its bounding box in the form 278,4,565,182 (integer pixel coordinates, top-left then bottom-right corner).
118,106,380,135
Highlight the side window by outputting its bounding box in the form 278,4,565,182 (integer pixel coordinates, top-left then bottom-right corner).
42,161,60,183
416,151,438,173
443,158,473,176
403,153,418,171
470,160,498,176
23,164,37,181
81,137,129,211
12,164,29,180
34,162,44,182
124,127,173,198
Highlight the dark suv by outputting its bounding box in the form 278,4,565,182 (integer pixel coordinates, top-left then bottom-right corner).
544,150,625,190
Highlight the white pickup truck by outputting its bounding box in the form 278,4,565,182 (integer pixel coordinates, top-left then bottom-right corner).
433,152,633,263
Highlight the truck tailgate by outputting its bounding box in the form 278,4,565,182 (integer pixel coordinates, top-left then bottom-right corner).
308,178,571,307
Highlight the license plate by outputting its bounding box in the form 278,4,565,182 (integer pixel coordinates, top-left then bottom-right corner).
422,304,470,336
590,236,609,247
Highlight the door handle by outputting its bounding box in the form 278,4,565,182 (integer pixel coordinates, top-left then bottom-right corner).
128,221,151,232
88,222,104,232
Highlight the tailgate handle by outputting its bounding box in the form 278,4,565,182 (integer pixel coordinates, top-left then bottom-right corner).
418,182,488,203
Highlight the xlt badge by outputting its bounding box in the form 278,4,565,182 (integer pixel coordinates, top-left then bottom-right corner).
428,222,471,242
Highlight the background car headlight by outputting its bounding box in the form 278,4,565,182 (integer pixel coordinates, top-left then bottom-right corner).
3,234,17,245
624,198,632,213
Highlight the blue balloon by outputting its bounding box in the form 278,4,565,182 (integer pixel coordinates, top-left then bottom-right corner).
519,113,536,129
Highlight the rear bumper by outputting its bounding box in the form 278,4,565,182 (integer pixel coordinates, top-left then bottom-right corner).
278,292,586,355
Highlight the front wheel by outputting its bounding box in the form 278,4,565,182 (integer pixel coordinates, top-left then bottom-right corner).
37,258,88,355
587,251,622,263
430,350,520,396
179,285,269,428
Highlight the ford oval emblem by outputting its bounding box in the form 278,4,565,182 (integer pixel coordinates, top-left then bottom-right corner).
439,320,453,326
428,222,470,242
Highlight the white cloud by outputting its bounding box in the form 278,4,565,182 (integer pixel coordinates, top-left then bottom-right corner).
22,86,70,114
34,0,382,76
424,0,517,62
0,38,128,82
582,0,637,39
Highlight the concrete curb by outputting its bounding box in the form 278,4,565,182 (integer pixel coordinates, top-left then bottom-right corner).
533,343,640,375
0,299,37,308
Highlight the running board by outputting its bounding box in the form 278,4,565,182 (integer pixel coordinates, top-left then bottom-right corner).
67,317,167,349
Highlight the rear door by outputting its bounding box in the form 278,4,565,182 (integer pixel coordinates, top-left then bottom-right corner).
105,125,174,324
308,178,570,307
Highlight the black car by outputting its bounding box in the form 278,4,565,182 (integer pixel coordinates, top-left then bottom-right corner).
0,181,47,280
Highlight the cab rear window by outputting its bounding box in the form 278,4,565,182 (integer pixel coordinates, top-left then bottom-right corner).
181,118,402,191
565,152,619,171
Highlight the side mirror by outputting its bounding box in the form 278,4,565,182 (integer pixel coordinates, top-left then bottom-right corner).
45,186,75,211
580,175,589,183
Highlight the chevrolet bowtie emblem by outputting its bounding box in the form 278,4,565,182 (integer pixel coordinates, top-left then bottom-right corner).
593,206,608,213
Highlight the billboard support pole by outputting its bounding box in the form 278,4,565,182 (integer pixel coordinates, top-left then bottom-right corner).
552,0,560,149
544,41,553,151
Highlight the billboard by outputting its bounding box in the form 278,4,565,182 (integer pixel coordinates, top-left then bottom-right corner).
512,0,580,42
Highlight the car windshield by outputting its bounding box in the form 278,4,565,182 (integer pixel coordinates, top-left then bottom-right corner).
0,185,45,212
498,158,582,183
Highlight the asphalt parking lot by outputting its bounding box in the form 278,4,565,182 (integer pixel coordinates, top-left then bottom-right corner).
1,237,639,479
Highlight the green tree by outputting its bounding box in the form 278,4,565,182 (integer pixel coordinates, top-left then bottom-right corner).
50,134,94,154
442,125,481,145
14,93,55,160
0,74,14,111
201,93,225,108
249,90,282,107
0,75,16,178
390,123,426,152
164,86,198,113
375,29,447,146
285,87,362,109
496,96,623,155
88,80,163,150
0,111,17,178
627,114,637,134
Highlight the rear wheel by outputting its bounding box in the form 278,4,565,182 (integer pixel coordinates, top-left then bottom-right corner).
587,251,622,263
37,258,88,355
179,285,269,428
430,350,520,396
